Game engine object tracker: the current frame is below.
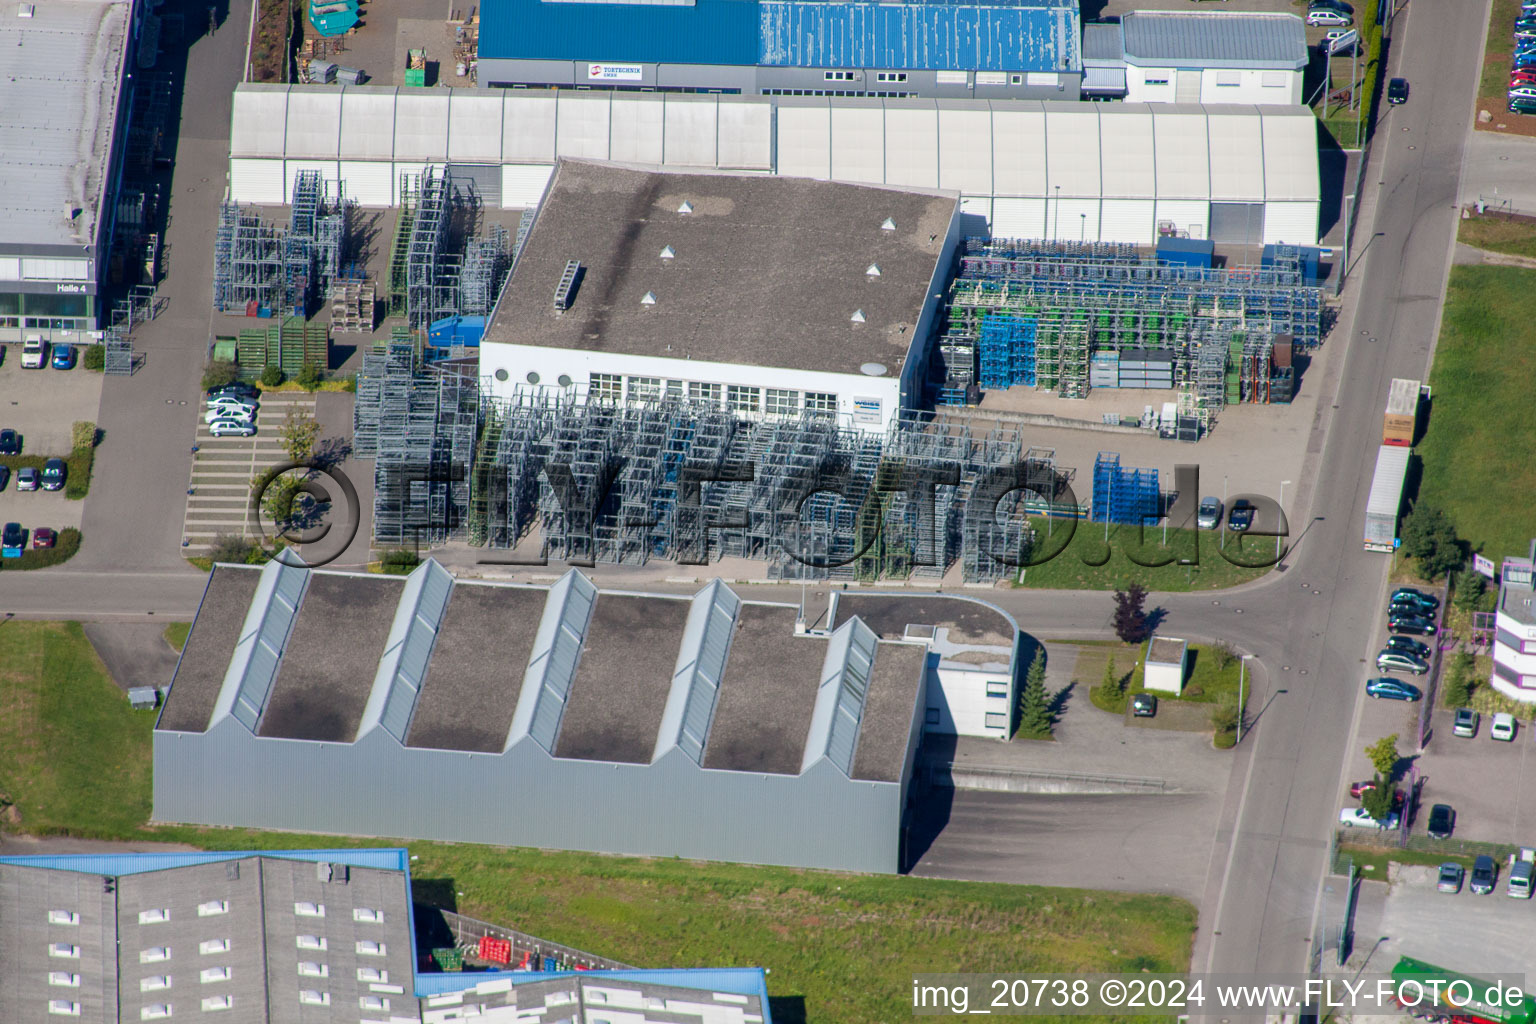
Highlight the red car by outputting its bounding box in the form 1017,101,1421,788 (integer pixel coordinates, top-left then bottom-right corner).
1512,71,1536,85
1349,780,1376,798
32,527,56,549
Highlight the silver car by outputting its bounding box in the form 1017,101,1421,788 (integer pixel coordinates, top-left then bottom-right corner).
1437,862,1463,894
1197,497,1223,530
1376,650,1429,675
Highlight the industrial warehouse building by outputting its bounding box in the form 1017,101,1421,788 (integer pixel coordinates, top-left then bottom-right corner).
0,848,771,1023
154,558,1022,873
1083,11,1308,105
475,0,1082,100
0,0,142,342
226,85,1321,245
479,160,959,432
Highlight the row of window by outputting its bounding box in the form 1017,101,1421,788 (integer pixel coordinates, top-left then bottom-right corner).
99,902,381,925
139,967,232,991
925,709,1010,729
298,964,389,983
298,936,386,955
1141,71,1290,88
300,992,392,1011
821,71,909,83
49,1001,229,1019
761,88,911,98
589,374,838,415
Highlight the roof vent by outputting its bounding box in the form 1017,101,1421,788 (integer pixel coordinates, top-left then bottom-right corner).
850,309,866,323
17,3,34,16
659,245,675,259
865,263,881,277
881,217,896,231
677,200,693,214
641,291,657,306
860,362,887,376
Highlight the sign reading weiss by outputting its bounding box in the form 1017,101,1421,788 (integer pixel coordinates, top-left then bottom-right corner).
588,63,643,81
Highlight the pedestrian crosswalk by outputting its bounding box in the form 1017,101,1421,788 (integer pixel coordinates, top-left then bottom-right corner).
179,391,317,555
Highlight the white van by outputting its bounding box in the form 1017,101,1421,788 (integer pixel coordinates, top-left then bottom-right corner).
1509,850,1535,899
20,335,45,369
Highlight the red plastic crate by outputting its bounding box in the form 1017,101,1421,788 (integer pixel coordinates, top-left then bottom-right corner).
478,936,512,965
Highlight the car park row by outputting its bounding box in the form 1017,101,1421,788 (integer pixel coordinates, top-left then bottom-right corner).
205,384,260,438
1510,2,1536,113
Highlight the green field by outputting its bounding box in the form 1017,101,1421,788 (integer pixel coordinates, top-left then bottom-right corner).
162,622,191,652
1458,214,1536,260
1415,266,1536,566
0,621,1197,1023
1012,521,1276,592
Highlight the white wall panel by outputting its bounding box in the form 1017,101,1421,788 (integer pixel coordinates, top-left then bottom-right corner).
1154,199,1208,239
503,92,557,162
990,197,1045,239
555,94,613,160
338,160,393,206
338,92,397,160
716,102,772,170
394,94,450,162
1055,198,1101,242
501,164,555,208
990,106,1047,197
662,98,719,167
447,93,505,162
937,107,992,195
959,196,992,225
1096,107,1155,199
283,90,341,159
231,89,288,157
829,106,885,185
1098,199,1156,244
230,158,285,205
1261,110,1320,202
775,104,831,180
884,106,939,188
1207,110,1264,201
1261,201,1318,245
1044,107,1101,198
1150,107,1208,199
610,96,666,165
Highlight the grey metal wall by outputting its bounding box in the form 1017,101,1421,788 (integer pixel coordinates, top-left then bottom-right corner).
154,723,905,874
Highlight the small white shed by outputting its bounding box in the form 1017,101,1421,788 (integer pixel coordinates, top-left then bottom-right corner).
128,687,159,710
1143,636,1189,694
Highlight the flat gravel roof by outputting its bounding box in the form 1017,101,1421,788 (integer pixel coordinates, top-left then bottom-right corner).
851,642,927,783
832,594,1015,648
703,604,827,775
158,566,264,733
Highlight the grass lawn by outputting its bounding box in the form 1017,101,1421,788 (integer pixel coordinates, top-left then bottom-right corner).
0,621,1198,1023
162,622,191,652
1084,641,1247,748
1415,267,1536,566
1458,214,1536,260
1012,521,1275,592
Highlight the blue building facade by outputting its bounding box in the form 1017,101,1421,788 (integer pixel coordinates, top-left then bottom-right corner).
477,0,1081,100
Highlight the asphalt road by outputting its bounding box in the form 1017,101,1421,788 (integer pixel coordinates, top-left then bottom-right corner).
0,0,1490,994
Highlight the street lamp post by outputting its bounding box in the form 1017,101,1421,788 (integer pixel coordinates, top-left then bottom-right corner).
1053,185,1061,239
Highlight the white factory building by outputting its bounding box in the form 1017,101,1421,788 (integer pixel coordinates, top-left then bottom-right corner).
226,85,1321,246
1492,544,1536,702
1084,11,1309,107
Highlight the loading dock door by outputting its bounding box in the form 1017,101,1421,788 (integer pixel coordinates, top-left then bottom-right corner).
1208,203,1265,246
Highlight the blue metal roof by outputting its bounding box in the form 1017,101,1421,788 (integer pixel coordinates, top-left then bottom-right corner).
478,0,1079,72
759,0,1077,72
0,847,410,877
414,967,772,1003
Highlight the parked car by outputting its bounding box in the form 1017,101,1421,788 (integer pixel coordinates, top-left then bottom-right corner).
205,404,256,425
206,383,260,402
1389,614,1437,636
1387,78,1409,104
208,418,257,438
1227,500,1256,532
1427,804,1455,839
1349,779,1377,799
49,344,75,370
39,458,65,492
1307,9,1351,24
1376,650,1430,675
1384,635,1430,660
1437,862,1464,894
31,527,55,549
1508,86,1536,101
1390,587,1439,613
1452,708,1480,738
1309,0,1354,13
1509,855,1535,899
1509,97,1536,114
0,466,8,492
1510,70,1536,86
15,467,38,492
1340,806,1399,829
1471,855,1498,894
0,522,22,558
206,394,258,413
1131,692,1157,718
1366,677,1422,702
0,428,19,455
1197,497,1223,530
19,336,44,369
1491,712,1517,741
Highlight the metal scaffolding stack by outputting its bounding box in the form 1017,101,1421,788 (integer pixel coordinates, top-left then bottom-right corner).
940,240,1327,417
457,225,511,317
211,173,349,317
406,168,454,331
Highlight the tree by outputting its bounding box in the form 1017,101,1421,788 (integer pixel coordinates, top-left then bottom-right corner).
1102,656,1121,698
1112,583,1151,643
1361,777,1395,822
254,471,302,530
1209,639,1237,671
296,361,323,391
208,534,253,564
1454,571,1487,611
1018,654,1052,739
201,360,239,391
1442,649,1476,708
1400,505,1463,581
1365,734,1400,781
260,363,285,388
279,408,321,462
82,344,105,371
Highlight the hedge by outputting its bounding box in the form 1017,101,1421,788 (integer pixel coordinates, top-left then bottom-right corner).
2,527,82,570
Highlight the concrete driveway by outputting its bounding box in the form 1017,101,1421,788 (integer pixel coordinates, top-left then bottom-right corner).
1350,864,1536,977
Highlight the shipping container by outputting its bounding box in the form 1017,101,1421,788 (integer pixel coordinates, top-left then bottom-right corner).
1364,444,1411,552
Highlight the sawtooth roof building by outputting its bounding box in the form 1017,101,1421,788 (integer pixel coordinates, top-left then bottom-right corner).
0,847,772,1023
475,0,1083,100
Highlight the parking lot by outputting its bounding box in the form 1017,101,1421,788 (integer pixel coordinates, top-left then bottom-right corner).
0,342,103,534
1349,863,1536,978
907,642,1234,901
